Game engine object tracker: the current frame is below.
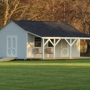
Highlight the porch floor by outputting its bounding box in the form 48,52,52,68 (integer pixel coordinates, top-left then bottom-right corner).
27,56,90,60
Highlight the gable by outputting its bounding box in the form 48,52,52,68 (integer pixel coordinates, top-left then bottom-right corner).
0,21,26,33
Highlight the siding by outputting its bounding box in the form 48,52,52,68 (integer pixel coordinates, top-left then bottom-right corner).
72,40,80,57
0,22,27,59
27,33,42,58
27,33,34,58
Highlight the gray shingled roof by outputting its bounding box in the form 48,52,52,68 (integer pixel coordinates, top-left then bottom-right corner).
13,20,90,37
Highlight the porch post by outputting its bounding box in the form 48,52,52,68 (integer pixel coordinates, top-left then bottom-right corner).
42,38,44,59
70,39,72,58
65,39,77,58
54,39,55,58
26,32,28,59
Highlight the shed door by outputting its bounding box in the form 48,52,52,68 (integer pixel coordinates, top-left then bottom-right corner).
7,36,17,57
61,40,69,57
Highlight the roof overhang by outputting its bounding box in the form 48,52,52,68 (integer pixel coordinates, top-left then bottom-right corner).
27,31,42,38
42,37,90,39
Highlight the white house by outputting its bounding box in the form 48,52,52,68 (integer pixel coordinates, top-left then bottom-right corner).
0,20,90,59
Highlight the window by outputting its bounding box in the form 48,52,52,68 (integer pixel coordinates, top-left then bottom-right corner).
48,39,54,47
34,37,41,47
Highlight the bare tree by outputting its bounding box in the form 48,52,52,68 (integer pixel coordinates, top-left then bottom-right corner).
73,0,90,53
0,0,30,26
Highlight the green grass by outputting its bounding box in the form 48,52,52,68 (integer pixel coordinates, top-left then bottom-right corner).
0,60,90,90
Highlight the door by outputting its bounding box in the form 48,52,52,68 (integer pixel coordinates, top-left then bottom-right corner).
7,35,17,57
61,40,69,57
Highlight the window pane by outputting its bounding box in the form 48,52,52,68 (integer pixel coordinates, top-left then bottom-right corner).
35,37,41,47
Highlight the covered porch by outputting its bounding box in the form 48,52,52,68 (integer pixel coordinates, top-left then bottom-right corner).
27,35,89,59
41,37,79,59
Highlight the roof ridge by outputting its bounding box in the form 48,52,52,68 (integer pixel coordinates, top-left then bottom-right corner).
13,20,66,23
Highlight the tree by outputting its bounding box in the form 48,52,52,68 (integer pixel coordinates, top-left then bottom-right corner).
73,0,90,53
0,0,31,26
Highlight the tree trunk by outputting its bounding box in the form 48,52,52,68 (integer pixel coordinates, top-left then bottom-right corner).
86,40,90,54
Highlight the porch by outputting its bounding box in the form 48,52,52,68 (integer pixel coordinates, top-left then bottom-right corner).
27,34,81,59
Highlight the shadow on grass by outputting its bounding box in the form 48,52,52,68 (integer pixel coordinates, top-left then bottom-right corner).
81,53,90,57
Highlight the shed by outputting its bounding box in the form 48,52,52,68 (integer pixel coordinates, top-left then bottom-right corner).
0,20,90,59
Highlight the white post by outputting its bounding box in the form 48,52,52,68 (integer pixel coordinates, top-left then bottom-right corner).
42,38,44,59
26,32,28,59
70,39,72,58
54,39,55,58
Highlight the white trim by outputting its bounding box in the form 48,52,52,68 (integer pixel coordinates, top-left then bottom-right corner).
27,31,41,38
65,39,78,58
70,39,72,58
42,38,44,58
54,39,55,58
71,39,77,46
6,36,8,57
26,32,28,59
44,39,61,46
44,39,50,46
42,37,90,39
42,37,60,39
44,39,55,47
65,39,70,45
78,39,80,56
55,39,61,46
43,38,61,58
65,39,77,46
49,39,54,46
7,35,17,57
15,36,17,58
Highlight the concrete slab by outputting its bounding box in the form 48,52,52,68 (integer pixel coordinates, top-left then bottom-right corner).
0,57,16,62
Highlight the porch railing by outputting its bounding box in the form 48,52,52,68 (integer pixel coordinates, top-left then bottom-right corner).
33,47,53,54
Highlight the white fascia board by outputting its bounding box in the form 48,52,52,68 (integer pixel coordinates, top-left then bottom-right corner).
76,38,90,39
42,37,60,39
42,37,90,39
27,31,42,38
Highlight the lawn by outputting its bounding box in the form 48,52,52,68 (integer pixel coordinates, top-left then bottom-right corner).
0,60,90,90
